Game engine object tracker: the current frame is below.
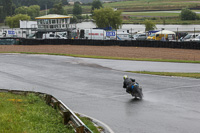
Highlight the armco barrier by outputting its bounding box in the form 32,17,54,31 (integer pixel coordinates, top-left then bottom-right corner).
18,38,200,50
0,89,93,133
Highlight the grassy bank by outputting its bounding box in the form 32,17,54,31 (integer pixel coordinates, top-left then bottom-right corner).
122,10,200,24
0,92,99,133
103,0,200,12
38,0,200,24
63,0,200,13
15,52,200,64
123,16,200,25
77,114,102,133
0,92,73,132
61,0,200,24
128,71,200,79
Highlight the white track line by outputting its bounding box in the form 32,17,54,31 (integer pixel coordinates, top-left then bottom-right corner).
76,112,115,133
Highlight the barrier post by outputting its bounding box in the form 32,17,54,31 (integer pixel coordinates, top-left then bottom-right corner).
63,110,71,125
76,126,84,133
45,94,52,105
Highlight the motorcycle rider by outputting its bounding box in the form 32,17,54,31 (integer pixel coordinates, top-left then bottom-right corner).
123,75,137,94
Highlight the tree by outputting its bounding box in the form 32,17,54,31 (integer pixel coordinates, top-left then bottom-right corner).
15,5,40,20
12,0,63,10
144,19,156,31
5,14,30,28
0,0,14,22
15,6,27,14
2,0,13,16
28,5,40,19
49,2,66,15
91,0,102,14
180,8,199,20
61,0,68,5
73,2,82,16
70,15,78,23
93,7,122,29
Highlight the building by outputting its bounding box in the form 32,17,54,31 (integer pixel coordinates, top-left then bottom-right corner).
20,20,37,29
35,14,72,31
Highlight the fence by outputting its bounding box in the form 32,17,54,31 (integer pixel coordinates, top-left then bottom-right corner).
0,89,93,133
0,37,199,50
0,38,20,45
20,39,200,50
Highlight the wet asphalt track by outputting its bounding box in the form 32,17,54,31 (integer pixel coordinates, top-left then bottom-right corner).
0,54,200,133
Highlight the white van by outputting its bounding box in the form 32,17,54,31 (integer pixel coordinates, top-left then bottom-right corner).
117,30,130,40
79,29,106,40
181,33,199,42
42,32,67,39
79,29,116,40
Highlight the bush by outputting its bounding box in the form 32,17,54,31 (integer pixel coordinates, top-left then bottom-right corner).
5,14,30,28
144,19,156,31
180,8,199,20
70,15,78,23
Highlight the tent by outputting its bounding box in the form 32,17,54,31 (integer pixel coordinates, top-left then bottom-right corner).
155,30,176,41
155,30,175,35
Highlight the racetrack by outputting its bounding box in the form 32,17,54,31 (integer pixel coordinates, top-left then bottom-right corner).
0,53,200,133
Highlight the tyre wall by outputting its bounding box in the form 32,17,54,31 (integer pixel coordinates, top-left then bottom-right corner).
20,39,200,49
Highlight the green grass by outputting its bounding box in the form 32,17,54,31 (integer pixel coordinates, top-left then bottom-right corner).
39,0,200,24
40,5,91,15
1,51,200,63
0,92,74,133
123,17,200,24
63,5,91,14
77,114,101,133
0,92,100,133
61,1,200,13
103,0,200,11
127,71,200,79
122,10,200,24
122,12,180,17
12,52,200,64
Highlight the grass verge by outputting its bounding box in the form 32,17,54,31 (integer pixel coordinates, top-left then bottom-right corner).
0,92,99,133
76,114,102,133
127,71,200,79
13,52,200,64
0,92,73,132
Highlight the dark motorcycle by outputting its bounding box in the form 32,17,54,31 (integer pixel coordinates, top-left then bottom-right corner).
127,82,143,99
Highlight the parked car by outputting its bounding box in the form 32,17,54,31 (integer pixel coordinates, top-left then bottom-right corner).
175,32,188,40
180,33,199,42
132,33,147,40
191,34,200,42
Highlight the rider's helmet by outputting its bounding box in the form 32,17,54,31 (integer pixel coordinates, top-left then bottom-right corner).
123,75,128,80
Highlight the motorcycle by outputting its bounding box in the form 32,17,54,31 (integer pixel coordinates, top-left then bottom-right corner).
127,82,143,99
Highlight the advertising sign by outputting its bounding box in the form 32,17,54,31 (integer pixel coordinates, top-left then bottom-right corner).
106,31,115,36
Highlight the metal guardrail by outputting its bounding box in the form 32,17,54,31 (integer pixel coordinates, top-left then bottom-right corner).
0,89,93,133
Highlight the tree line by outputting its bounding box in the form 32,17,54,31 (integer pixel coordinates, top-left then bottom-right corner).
1,0,199,30
12,0,68,10
0,0,14,23
0,0,68,23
